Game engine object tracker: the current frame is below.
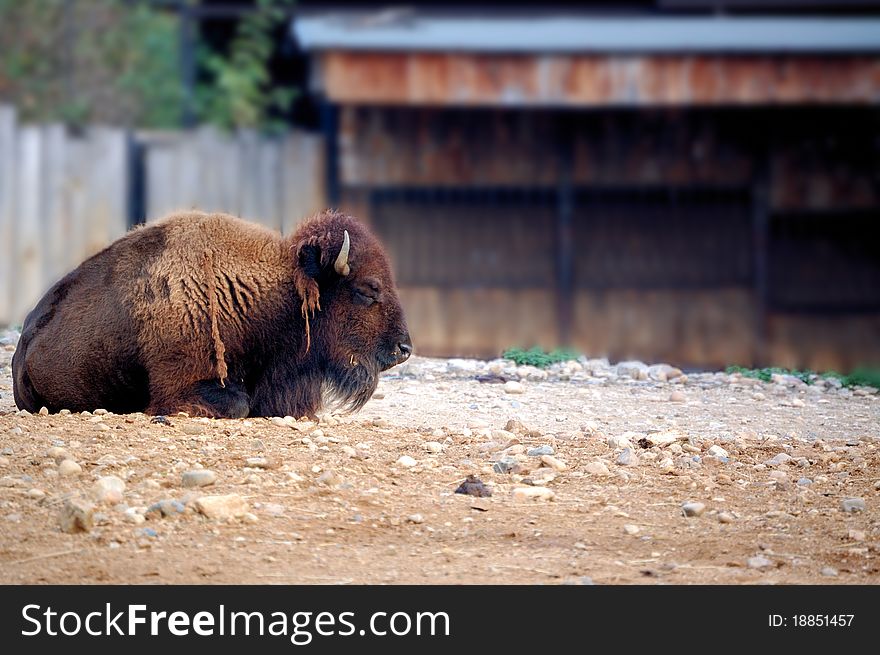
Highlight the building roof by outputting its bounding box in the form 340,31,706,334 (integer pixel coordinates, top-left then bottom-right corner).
293,10,880,53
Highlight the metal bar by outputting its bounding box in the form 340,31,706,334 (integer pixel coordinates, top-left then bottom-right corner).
751,157,771,367
179,1,196,128
321,102,340,206
555,121,575,347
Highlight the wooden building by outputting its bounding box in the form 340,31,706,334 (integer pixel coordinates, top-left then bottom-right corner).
294,7,880,370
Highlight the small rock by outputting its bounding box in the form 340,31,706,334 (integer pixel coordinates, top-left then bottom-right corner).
748,555,773,570
707,445,729,459
540,454,567,471
840,497,865,513
616,448,639,467
27,488,46,500
407,514,424,524
765,453,792,467
584,461,611,476
504,419,526,433
57,460,82,477
145,499,185,519
46,447,72,464
512,486,555,501
669,391,686,403
455,475,492,497
245,457,278,469
424,441,443,454
848,529,866,542
91,476,126,504
181,423,205,435
396,455,417,468
503,381,525,394
493,457,521,474
150,415,172,425
195,494,249,520
124,509,146,525
527,445,554,457
606,435,632,450
681,502,706,517
623,524,640,535
821,566,838,577
59,498,94,533
181,469,217,488
718,512,735,524
38,406,49,416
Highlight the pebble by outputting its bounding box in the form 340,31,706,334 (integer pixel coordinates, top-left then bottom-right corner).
407,514,424,524
540,454,567,471
27,488,46,500
840,497,865,513
707,445,729,459
424,441,443,453
606,435,632,450
493,457,520,474
91,476,126,504
765,453,792,467
584,461,611,476
181,423,205,435
623,524,640,535
59,498,94,533
848,529,866,542
46,447,72,464
512,486,555,501
182,469,217,488
681,502,706,517
455,475,492,497
124,508,146,525
669,391,686,403
503,381,525,394
195,494,249,520
145,499,185,519
341,445,358,458
527,445,554,457
38,406,49,416
616,448,639,467
821,567,838,577
717,512,735,524
57,460,82,476
396,455,417,468
748,555,773,570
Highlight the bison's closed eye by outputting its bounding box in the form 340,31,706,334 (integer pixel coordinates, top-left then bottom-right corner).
354,289,377,306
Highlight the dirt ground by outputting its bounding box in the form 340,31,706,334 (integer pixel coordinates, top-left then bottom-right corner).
0,339,878,585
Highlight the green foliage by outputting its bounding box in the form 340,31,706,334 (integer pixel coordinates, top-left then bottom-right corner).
0,0,182,128
726,365,880,389
196,0,296,131
502,347,581,368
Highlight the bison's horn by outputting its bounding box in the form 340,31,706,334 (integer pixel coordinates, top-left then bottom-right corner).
335,229,351,276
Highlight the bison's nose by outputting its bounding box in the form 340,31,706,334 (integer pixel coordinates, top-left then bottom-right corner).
398,342,412,360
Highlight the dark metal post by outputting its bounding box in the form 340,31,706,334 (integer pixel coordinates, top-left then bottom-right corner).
556,127,575,347
321,101,340,207
179,1,197,127
751,160,770,367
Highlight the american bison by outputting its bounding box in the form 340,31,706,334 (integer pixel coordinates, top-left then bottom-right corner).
12,210,412,418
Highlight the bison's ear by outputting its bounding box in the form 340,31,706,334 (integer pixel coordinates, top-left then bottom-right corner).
297,243,323,281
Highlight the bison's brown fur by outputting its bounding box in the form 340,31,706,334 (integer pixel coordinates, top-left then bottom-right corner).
12,210,412,418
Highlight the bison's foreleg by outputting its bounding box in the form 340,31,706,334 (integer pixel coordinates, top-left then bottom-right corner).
147,379,250,419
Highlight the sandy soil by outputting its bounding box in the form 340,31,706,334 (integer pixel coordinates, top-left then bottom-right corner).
0,342,878,585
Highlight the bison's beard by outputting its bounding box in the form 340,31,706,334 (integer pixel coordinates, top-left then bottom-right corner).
321,355,380,414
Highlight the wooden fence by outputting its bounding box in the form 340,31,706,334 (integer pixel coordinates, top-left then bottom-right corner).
0,104,325,326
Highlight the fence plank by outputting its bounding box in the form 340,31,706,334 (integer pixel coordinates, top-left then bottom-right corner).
15,127,44,320
42,124,68,286
281,131,325,234
0,106,16,325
